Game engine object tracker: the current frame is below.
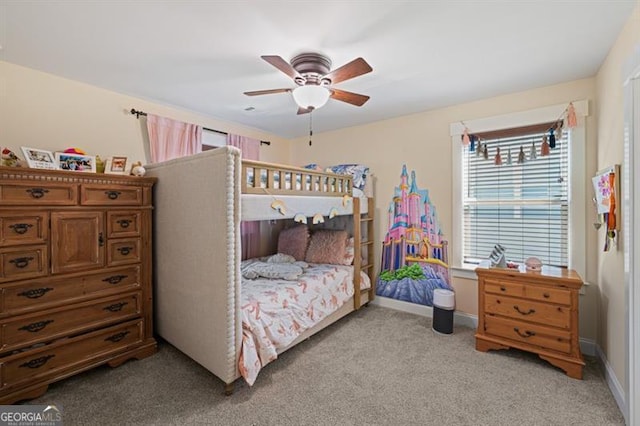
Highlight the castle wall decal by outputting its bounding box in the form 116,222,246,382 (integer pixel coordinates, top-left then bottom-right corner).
377,165,453,306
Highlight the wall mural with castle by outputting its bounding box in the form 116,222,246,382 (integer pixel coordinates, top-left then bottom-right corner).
376,165,453,306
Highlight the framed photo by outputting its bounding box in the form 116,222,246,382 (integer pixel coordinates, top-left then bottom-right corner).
21,147,58,170
105,156,128,175
54,152,96,173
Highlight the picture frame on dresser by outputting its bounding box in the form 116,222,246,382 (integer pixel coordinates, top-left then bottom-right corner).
20,147,58,170
54,152,96,173
105,156,129,175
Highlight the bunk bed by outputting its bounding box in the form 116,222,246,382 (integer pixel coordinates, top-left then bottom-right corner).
145,146,375,393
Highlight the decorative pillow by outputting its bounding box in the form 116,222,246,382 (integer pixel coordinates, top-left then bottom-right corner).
277,225,310,261
305,230,348,265
342,237,355,265
326,164,370,191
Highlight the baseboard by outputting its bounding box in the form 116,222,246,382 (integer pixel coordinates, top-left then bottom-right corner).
595,344,627,424
371,297,478,329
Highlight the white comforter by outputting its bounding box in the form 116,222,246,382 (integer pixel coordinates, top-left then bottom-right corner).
238,261,370,385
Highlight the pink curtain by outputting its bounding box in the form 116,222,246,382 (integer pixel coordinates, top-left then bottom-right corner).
227,134,260,260
147,114,202,163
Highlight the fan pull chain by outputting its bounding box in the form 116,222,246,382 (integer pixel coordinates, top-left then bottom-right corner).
309,112,313,146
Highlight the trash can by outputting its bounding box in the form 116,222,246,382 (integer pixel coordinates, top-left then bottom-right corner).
432,289,455,335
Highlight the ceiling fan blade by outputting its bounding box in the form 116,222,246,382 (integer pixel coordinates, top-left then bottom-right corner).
244,88,292,96
261,55,302,80
322,57,372,85
297,107,312,115
330,88,370,107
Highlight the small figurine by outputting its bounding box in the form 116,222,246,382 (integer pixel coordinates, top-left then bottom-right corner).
1,148,23,167
130,161,146,177
95,155,106,173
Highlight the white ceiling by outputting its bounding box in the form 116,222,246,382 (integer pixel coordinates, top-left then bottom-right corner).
1,1,636,139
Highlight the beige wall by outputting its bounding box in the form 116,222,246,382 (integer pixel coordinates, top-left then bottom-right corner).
290,78,599,341
594,1,640,393
0,61,291,165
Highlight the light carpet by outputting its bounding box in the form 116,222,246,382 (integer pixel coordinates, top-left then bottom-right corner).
30,305,624,425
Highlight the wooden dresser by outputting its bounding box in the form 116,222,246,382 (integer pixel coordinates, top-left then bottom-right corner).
475,266,584,379
0,166,157,403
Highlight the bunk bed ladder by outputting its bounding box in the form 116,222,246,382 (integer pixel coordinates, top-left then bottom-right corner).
353,197,376,310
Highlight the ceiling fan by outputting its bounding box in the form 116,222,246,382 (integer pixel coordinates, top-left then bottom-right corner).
244,53,373,114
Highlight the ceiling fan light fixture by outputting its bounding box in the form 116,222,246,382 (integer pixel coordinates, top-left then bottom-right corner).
292,85,330,110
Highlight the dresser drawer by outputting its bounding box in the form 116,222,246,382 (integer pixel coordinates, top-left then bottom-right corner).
80,185,142,206
0,293,141,353
0,182,77,206
0,266,142,316
107,239,141,266
484,279,525,298
0,245,48,283
484,294,571,329
0,319,143,390
524,286,571,305
0,212,48,247
484,315,571,354
107,211,141,238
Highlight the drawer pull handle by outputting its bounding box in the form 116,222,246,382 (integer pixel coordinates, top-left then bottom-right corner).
9,223,33,235
98,232,104,247
117,246,133,256
543,293,550,298
26,188,49,199
18,287,53,299
19,319,54,333
105,190,121,200
103,302,128,312
105,331,130,343
20,354,55,369
513,305,536,315
117,219,132,229
102,274,128,285
9,256,34,269
500,286,506,291
513,327,535,338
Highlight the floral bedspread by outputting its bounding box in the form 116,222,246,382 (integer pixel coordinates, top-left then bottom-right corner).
239,262,371,385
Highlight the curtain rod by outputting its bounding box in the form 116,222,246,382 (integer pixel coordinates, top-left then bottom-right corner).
129,108,270,146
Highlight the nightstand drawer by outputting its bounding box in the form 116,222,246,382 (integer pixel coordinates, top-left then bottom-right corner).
525,286,571,305
484,315,571,354
0,182,77,206
0,292,141,353
0,212,48,247
484,279,524,298
484,294,570,329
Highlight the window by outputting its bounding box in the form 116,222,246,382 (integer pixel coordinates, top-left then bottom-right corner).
202,129,226,151
462,124,569,266
450,101,588,277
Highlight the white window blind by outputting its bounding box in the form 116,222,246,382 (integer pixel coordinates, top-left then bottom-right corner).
462,125,569,267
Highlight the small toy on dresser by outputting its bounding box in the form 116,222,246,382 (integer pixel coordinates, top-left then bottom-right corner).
488,244,507,268
130,161,146,177
1,148,24,167
525,257,543,272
